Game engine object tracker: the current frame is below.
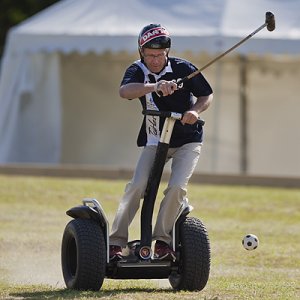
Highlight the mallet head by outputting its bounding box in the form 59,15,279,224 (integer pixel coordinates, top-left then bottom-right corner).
266,11,275,31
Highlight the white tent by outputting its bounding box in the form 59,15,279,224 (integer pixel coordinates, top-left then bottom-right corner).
0,0,300,175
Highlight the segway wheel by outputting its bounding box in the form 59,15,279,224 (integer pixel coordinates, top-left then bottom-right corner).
61,218,106,291
169,217,210,291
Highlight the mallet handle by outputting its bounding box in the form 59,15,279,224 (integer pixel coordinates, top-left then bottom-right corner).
177,22,267,86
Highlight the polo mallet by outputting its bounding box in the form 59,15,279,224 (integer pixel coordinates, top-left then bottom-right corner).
175,11,275,87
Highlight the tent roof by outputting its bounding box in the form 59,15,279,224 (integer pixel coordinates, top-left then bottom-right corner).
5,0,300,55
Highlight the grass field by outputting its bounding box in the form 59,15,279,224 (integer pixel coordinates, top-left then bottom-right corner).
0,174,299,300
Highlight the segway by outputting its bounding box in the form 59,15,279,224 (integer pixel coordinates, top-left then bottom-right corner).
61,110,211,291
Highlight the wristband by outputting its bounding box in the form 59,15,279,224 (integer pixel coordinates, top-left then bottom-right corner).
154,81,163,97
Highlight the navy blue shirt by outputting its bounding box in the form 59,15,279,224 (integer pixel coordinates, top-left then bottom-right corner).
121,57,213,147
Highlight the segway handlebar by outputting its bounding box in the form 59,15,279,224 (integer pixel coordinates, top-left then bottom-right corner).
142,110,205,126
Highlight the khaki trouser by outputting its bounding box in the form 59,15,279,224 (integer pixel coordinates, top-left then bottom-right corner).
109,142,201,247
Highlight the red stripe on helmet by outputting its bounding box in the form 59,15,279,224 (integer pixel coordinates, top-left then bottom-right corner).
139,27,170,47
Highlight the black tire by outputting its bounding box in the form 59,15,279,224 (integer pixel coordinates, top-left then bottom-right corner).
61,218,106,291
169,217,210,291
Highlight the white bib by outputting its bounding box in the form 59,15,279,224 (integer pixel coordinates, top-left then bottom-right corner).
135,60,173,145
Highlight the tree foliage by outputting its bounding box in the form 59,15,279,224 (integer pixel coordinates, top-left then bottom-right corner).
0,0,60,55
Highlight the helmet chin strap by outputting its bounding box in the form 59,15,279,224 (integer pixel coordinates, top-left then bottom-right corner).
157,56,169,74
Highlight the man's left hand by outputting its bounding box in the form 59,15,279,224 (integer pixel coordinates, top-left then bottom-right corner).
181,110,199,125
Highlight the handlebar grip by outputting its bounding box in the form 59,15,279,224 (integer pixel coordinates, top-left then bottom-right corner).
197,119,205,126
142,110,172,117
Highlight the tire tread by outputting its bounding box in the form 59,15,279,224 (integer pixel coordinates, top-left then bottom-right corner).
62,218,106,291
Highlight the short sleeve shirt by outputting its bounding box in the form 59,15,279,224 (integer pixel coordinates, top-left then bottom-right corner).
121,57,213,147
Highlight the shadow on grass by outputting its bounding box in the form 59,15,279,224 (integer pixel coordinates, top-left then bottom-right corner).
11,287,177,299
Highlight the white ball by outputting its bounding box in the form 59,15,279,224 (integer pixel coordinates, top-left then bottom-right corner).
242,234,259,250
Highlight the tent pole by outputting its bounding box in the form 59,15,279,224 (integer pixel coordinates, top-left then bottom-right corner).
210,59,223,172
239,55,248,174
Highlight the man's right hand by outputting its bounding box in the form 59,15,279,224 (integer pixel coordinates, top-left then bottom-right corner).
154,80,177,97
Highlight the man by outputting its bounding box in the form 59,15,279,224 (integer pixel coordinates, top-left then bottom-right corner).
109,24,213,261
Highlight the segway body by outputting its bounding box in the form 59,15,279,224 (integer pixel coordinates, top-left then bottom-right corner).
61,110,210,291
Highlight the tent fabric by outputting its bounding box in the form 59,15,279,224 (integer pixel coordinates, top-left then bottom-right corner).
4,0,300,55
0,53,61,163
0,0,300,165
